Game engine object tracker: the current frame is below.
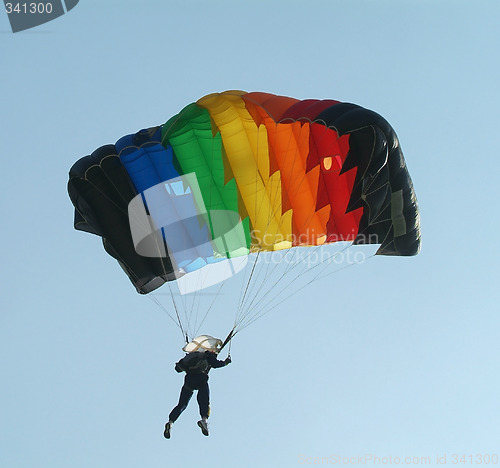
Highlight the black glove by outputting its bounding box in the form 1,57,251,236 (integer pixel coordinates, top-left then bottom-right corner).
175,363,183,373
224,356,231,365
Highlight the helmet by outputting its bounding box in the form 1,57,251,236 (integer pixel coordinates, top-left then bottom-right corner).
182,335,222,353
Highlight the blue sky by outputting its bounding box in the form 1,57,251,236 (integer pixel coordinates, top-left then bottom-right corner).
1,1,499,467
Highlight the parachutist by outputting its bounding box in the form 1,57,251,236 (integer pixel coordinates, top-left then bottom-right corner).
164,336,231,439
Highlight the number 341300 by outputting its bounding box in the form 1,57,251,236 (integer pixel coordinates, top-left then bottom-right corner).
5,3,54,14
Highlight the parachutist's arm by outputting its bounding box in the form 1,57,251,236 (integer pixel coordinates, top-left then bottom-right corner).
206,352,230,368
174,361,184,373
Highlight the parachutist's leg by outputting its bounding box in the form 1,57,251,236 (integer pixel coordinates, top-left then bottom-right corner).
169,384,193,422
197,380,210,419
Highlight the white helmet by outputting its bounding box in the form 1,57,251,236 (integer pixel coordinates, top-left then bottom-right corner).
182,335,222,353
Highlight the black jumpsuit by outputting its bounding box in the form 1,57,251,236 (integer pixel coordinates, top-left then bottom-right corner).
169,351,228,422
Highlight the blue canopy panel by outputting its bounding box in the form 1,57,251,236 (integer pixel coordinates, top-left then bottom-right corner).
117,130,224,277
116,129,180,190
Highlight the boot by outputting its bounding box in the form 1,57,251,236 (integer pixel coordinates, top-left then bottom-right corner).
197,419,209,436
164,421,172,439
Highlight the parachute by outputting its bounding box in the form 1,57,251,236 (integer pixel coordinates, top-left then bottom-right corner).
68,91,421,344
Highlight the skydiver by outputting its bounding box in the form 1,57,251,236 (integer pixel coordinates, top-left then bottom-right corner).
163,349,231,438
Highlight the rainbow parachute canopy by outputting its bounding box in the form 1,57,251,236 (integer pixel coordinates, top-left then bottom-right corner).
68,91,421,294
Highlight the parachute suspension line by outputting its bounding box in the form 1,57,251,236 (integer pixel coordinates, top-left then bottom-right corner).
235,245,296,329
192,275,207,336
149,223,192,339
237,246,276,316
240,246,351,328
236,252,375,335
163,281,189,338
192,279,226,339
235,250,261,326
234,252,371,331
193,211,250,337
235,242,353,333
145,293,185,340
234,252,299,334
185,271,203,338
236,244,315,329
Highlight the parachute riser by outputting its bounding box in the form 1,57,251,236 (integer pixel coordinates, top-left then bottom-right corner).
219,328,236,355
